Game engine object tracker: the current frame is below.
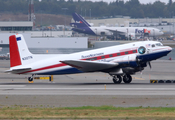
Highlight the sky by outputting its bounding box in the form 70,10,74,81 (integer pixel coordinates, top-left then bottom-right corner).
90,0,172,4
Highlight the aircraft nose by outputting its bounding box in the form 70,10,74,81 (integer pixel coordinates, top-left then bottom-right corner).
167,46,172,52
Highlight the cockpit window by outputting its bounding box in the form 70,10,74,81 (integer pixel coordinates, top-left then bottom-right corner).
152,44,155,47
156,43,163,46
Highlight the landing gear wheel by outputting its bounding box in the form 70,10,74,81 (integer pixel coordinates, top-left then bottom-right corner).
113,75,122,84
123,74,132,83
28,77,33,82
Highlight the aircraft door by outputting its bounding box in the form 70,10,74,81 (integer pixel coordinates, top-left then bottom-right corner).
147,48,151,54
147,44,154,54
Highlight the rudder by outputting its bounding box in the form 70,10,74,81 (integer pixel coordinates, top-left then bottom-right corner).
71,13,91,28
9,35,22,67
9,34,33,67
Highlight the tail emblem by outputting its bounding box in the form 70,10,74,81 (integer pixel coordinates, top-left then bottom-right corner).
16,37,21,41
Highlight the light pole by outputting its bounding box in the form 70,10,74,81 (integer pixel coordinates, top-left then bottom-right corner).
95,28,97,40
153,29,155,40
172,11,174,36
170,12,171,35
90,9,91,23
127,28,128,41
62,8,68,36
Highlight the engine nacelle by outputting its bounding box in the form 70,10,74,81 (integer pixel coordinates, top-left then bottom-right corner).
112,54,138,67
127,54,138,67
100,30,113,36
122,67,144,75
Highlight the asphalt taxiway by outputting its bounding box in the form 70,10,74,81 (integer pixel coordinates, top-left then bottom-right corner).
0,60,175,107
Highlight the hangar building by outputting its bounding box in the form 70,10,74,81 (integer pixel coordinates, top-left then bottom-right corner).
0,21,33,31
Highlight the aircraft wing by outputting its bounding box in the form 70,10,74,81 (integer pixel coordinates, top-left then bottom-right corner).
105,29,126,35
5,68,31,74
60,60,118,72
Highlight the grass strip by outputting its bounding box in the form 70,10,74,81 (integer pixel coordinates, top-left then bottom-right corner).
0,106,175,119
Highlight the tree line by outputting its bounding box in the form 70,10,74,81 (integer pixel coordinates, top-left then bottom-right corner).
0,0,175,18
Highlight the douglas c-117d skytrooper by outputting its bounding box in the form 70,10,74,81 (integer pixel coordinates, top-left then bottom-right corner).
6,34,172,84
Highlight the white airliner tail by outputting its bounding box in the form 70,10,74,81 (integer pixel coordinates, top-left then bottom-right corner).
9,34,34,68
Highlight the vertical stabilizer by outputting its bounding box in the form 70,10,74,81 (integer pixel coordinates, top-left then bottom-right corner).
71,13,91,28
9,35,22,67
9,34,33,67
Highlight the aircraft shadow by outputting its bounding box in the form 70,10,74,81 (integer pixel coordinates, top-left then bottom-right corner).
0,82,173,86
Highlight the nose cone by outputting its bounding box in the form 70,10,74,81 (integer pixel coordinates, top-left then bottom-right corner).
166,46,172,53
168,46,172,51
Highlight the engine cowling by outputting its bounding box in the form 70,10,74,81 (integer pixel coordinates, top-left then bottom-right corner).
100,31,113,36
112,54,138,67
122,67,144,75
108,54,148,75
127,54,138,67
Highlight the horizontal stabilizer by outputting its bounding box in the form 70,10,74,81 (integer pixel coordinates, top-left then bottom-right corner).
71,27,85,32
60,60,118,72
5,68,31,74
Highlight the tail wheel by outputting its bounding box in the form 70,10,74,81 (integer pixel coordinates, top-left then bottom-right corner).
123,74,132,83
113,75,122,84
28,77,33,82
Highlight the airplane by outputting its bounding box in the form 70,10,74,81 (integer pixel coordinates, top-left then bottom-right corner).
70,13,164,39
6,34,172,84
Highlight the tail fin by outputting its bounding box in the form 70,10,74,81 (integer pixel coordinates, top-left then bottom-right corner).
9,34,33,67
70,12,91,28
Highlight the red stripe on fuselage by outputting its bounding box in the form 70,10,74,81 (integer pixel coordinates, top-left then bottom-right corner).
19,49,138,74
20,63,66,74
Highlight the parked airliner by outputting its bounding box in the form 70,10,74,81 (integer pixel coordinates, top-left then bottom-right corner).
6,34,172,84
70,13,164,39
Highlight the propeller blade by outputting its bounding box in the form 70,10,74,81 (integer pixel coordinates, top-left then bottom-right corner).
148,61,152,69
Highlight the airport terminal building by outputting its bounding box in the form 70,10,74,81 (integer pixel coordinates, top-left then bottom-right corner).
0,21,33,31
0,21,88,55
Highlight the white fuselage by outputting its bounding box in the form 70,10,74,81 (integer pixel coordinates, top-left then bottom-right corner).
90,27,163,37
12,41,171,75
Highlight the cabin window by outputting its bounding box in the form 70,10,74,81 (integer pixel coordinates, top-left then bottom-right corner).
156,43,163,46
152,44,155,47
101,56,105,59
86,57,97,61
91,57,97,60
133,50,137,53
117,53,120,56
109,54,113,57
125,52,129,54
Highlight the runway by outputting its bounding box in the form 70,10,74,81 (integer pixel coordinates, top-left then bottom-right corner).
0,60,175,107
1,82,175,96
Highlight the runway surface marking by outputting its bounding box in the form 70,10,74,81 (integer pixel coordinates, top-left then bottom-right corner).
0,87,175,90
132,77,145,80
0,85,26,87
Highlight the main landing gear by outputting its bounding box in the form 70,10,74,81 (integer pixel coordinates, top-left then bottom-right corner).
28,74,34,82
112,74,132,84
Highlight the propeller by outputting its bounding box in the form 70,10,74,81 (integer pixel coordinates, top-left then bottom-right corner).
136,56,141,66
147,61,152,69
136,57,143,77
147,61,152,80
